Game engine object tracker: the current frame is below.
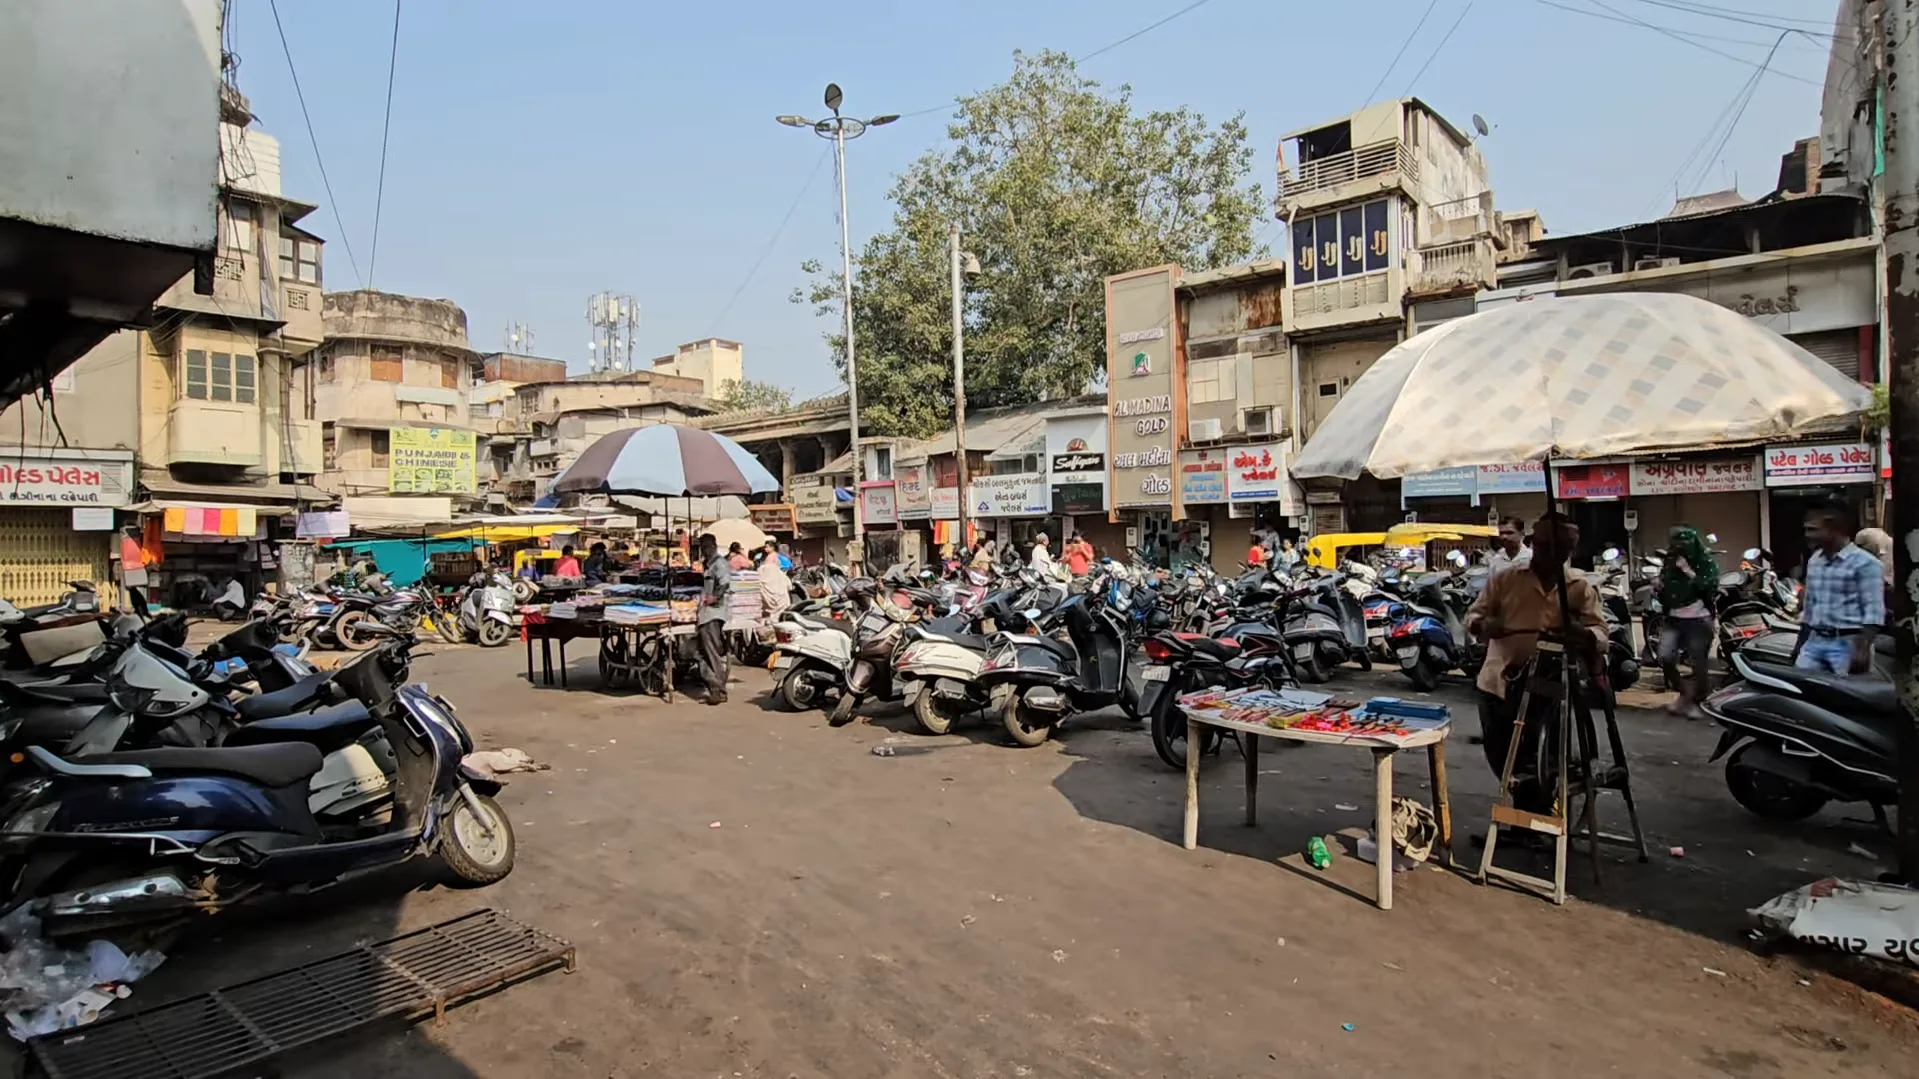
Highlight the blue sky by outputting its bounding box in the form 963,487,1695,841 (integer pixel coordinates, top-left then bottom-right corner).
235,0,1837,397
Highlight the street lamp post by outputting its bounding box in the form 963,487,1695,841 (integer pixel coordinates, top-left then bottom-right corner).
779,85,897,538
950,223,980,548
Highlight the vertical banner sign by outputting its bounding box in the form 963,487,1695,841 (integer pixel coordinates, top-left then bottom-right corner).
1106,266,1180,509
389,428,477,494
1315,213,1340,283
1339,205,1365,278
1294,216,1316,281
1363,199,1390,272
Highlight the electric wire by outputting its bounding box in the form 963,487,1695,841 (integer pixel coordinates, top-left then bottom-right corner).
708,147,832,336
1401,1,1475,95
267,0,364,286
368,0,403,289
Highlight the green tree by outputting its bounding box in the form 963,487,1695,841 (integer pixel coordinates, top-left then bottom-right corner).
795,50,1266,437
714,378,792,412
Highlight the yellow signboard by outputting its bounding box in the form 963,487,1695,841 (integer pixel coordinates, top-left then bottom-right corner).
389,427,476,494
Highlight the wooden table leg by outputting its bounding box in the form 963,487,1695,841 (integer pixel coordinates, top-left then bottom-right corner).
1427,740,1454,868
1243,732,1260,827
1183,718,1203,850
1373,747,1394,911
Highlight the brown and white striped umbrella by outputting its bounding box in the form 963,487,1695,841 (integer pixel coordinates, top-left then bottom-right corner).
1291,292,1873,479
554,424,781,497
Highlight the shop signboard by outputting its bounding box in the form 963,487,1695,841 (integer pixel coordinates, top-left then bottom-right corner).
388,427,476,494
1629,457,1762,497
1401,466,1478,502
895,463,931,520
859,481,898,527
748,503,797,533
1106,266,1180,508
1177,449,1226,505
1227,443,1288,502
967,473,1049,518
793,482,840,525
930,487,960,520
1475,461,1546,494
1554,464,1630,500
70,507,114,531
0,453,134,506
295,510,350,538
1764,442,1875,487
1050,450,1105,475
1051,483,1105,515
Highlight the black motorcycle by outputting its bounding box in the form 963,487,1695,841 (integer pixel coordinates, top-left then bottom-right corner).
978,594,1127,748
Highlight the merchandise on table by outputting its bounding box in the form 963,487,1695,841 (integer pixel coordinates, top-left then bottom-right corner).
1175,685,1449,742
605,602,671,627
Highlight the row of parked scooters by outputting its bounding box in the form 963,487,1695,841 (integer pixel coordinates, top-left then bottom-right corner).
246,569,522,651
0,584,513,942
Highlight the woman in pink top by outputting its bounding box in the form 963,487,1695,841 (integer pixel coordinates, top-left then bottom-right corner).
554,545,583,577
1063,533,1094,577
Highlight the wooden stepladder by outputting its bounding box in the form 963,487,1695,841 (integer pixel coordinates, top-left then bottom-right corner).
1476,640,1650,904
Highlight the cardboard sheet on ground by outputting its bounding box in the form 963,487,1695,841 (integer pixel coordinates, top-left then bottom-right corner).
1750,878,1919,967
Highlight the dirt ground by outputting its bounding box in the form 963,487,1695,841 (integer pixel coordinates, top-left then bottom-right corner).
56,641,1919,1078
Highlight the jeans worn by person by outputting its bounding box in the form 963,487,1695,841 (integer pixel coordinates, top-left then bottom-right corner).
1795,633,1857,675
1657,614,1714,708
1796,540,1884,678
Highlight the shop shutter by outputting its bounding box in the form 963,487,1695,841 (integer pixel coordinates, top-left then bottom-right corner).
0,507,115,609
1787,330,1861,381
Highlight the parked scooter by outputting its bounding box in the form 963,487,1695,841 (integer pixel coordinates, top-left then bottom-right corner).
768,605,855,712
1282,574,1369,683
978,592,1127,747
0,639,513,940
1387,552,1478,691
826,579,916,727
457,571,518,648
1701,650,1897,824
1141,621,1292,770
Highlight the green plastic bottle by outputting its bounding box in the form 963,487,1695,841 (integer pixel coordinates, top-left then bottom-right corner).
1306,836,1332,870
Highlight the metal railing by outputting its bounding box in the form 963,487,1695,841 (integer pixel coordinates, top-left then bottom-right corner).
1412,238,1496,292
1278,140,1417,202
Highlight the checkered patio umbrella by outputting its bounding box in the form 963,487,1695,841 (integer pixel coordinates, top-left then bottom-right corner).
1290,292,1873,480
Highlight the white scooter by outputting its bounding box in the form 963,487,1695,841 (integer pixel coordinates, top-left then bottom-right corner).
458,570,517,647
768,608,854,713
896,620,993,736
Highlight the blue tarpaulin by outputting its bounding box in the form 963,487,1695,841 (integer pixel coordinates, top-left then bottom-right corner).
325,538,477,587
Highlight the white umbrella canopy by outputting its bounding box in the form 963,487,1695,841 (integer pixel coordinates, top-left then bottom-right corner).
1290,293,1874,480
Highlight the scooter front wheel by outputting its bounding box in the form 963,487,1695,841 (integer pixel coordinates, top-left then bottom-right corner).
441,792,516,885
828,692,861,727
1405,656,1441,692
1725,743,1828,822
476,619,514,648
913,687,963,735
778,665,823,712
333,611,380,652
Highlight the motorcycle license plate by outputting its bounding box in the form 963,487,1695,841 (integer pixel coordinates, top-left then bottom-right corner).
1367,627,1387,640
1293,643,1313,659
772,655,794,669
1142,664,1171,683
1396,646,1418,660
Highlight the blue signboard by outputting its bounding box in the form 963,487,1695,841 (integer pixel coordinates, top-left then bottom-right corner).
1363,199,1390,272
1294,215,1316,280
1339,206,1365,278
1400,466,1479,505
1315,213,1340,282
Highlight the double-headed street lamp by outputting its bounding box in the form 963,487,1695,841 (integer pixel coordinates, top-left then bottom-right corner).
779,84,897,536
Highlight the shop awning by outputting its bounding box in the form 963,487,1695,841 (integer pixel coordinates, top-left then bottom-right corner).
433,523,577,542
137,469,332,508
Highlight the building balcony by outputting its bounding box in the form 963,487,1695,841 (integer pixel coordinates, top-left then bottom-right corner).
1287,270,1400,334
285,417,323,476
1409,238,1498,297
1422,192,1495,247
168,399,262,466
1276,140,1418,216
529,438,557,458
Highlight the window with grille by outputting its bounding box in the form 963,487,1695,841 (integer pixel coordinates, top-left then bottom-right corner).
370,430,391,468
180,349,257,404
370,347,403,382
1188,356,1238,404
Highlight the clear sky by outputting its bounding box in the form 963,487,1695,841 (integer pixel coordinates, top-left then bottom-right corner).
234,0,1837,398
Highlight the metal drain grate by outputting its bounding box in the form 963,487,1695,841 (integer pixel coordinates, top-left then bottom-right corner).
30,908,575,1079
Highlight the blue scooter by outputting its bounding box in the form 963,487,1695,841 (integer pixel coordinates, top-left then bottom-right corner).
0,640,514,940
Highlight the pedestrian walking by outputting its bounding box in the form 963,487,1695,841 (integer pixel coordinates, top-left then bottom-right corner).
1656,525,1718,718
1029,532,1057,576
845,535,865,578
1487,516,1531,573
696,534,731,704
1794,504,1883,675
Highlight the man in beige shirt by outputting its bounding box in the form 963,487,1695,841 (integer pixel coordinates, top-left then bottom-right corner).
1466,513,1609,815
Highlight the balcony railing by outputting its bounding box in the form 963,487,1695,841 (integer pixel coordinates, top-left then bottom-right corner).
1422,192,1494,247
1410,238,1497,295
1278,140,1418,203
1291,270,1393,318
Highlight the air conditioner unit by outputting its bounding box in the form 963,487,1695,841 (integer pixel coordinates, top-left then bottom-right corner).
1566,261,1616,280
1240,407,1274,437
1189,417,1223,442
1634,256,1682,271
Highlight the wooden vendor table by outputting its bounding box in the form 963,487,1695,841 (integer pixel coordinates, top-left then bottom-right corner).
1181,712,1454,911
521,612,602,688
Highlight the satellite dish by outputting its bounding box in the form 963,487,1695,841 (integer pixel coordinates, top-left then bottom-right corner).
1471,113,1491,139
824,83,844,113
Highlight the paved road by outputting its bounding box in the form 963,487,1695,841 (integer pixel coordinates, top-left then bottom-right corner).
116,644,1917,1078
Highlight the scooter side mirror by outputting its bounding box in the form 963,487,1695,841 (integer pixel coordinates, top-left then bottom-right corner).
1601,546,1621,563
1742,547,1761,561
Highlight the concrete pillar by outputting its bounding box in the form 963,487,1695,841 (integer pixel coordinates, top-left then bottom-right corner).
780,440,796,491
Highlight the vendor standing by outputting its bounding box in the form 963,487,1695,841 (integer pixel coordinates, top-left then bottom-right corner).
696,534,730,705
1794,504,1884,675
1466,514,1608,814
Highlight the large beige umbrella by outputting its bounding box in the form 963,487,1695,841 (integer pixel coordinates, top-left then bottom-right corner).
700,517,769,553
1291,292,1873,480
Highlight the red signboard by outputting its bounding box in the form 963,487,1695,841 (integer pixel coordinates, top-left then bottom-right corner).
1553,464,1629,500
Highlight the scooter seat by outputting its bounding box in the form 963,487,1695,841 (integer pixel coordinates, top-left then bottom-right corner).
91,743,323,789
0,678,108,707
1771,665,1899,717
225,701,381,753
920,630,990,652
235,671,332,721
1186,637,1243,661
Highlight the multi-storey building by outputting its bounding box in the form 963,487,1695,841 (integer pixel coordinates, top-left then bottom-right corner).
0,87,328,605
649,337,744,396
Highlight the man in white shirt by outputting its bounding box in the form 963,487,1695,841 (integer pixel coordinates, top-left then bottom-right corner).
1487,516,1532,574
1029,533,1056,575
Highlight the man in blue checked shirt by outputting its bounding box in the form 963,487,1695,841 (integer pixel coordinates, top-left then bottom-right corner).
1794,503,1884,676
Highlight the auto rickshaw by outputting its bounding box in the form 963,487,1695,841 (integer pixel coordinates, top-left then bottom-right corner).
1381,523,1499,571
1303,532,1387,571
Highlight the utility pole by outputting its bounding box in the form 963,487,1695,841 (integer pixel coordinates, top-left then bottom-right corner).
1882,0,1919,882
951,222,970,548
